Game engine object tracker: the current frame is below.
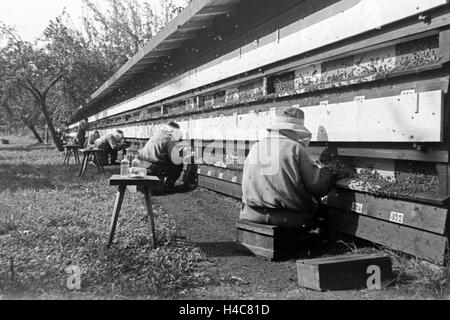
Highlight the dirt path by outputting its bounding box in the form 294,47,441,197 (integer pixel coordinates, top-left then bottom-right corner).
153,188,418,300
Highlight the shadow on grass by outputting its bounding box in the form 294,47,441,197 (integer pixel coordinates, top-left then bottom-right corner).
0,145,56,152
193,241,254,258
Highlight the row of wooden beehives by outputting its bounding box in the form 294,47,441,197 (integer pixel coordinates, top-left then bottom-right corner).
67,4,450,264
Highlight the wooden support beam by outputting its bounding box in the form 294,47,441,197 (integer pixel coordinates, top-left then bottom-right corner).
439,28,450,62
436,163,450,197
195,6,232,17
177,20,212,31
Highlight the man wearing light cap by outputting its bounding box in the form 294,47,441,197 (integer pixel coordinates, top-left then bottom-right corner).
137,122,185,193
241,107,337,228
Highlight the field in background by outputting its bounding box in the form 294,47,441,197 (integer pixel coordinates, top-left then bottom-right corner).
0,136,449,300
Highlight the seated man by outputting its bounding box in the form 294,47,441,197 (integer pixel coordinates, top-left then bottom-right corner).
56,128,65,145
94,130,125,165
241,107,338,229
137,122,184,193
85,131,100,148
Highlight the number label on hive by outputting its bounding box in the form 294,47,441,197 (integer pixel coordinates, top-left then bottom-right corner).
390,212,404,224
351,202,364,214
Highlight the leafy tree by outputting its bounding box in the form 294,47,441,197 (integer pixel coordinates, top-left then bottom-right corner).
0,0,191,147
0,23,45,142
0,88,45,143
0,15,113,150
1,36,66,150
81,0,191,72
42,15,112,123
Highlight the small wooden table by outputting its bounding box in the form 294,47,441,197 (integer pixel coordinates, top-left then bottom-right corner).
64,144,81,165
79,148,106,177
108,175,164,248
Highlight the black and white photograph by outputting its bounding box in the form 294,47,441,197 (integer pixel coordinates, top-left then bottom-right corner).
1,0,450,305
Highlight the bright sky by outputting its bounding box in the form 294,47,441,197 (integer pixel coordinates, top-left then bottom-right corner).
0,0,187,42
0,0,83,41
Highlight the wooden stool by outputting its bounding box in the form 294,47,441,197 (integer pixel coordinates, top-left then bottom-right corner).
108,175,165,248
79,148,106,177
236,220,311,261
64,144,81,165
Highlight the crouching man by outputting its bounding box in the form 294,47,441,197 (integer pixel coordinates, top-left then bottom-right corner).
137,122,185,193
241,107,337,228
95,130,126,166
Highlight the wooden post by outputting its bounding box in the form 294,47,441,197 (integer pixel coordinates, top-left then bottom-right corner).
439,28,450,63
436,163,450,197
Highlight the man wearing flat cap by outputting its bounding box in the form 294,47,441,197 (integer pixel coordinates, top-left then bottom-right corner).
136,121,185,193
241,107,337,228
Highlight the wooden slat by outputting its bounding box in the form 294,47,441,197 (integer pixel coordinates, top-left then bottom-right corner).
439,28,450,62
236,220,277,236
321,207,448,265
197,175,242,199
301,90,444,143
336,179,450,206
325,189,448,235
308,147,449,163
436,163,450,197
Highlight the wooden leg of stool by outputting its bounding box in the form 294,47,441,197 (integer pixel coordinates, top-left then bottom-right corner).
108,185,126,247
64,150,69,165
79,154,86,177
93,152,104,175
143,187,157,249
75,150,80,164
80,154,89,178
67,149,73,165
99,152,105,174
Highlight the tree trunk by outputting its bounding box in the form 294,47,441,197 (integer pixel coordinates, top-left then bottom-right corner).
26,124,44,144
45,124,49,143
39,100,64,151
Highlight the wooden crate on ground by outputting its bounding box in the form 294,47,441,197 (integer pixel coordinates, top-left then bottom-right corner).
296,254,394,292
236,220,312,261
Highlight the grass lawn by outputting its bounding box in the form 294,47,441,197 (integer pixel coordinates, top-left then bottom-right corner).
0,136,205,300
1,136,450,300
